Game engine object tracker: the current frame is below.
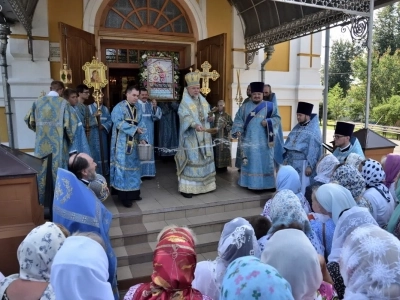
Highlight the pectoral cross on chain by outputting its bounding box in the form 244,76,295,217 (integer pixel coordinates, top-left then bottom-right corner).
198,61,220,96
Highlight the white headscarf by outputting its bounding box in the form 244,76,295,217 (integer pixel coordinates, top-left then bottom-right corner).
340,224,400,300
192,217,260,300
345,153,364,169
51,236,113,300
314,154,340,184
261,229,323,300
315,183,357,224
0,222,66,299
329,206,378,263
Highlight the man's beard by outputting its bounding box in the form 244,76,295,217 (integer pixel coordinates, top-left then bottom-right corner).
191,94,199,100
88,170,97,182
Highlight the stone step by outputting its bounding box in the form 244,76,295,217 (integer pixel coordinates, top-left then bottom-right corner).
117,251,218,293
110,206,261,248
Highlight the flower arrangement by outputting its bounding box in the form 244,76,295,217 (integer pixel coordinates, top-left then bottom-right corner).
139,51,180,99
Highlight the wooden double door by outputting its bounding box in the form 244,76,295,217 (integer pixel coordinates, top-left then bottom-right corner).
59,22,227,110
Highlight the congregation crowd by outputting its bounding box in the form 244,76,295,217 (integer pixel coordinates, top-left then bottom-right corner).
2,70,400,299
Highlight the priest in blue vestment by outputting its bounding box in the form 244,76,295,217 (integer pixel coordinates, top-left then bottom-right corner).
175,71,216,198
88,99,112,175
110,86,148,207
283,102,322,194
158,101,179,157
232,82,281,190
24,80,78,204
63,88,91,156
264,84,284,166
138,88,162,177
332,121,365,162
52,168,118,300
235,84,251,170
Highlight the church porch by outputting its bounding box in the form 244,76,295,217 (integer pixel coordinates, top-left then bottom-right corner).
102,160,274,296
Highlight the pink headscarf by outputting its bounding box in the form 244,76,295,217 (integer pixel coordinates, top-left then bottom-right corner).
384,154,400,188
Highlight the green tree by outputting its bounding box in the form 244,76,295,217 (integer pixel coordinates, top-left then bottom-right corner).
322,39,360,96
346,84,367,122
373,4,400,55
328,84,348,121
372,95,400,125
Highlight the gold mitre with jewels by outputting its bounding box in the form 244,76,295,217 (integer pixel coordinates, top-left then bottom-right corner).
185,68,201,87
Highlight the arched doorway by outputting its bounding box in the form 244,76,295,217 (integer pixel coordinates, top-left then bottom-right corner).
97,0,197,109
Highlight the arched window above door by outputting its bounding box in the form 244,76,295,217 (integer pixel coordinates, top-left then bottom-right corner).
103,0,192,34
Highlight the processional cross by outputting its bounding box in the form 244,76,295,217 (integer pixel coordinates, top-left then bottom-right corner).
197,61,220,96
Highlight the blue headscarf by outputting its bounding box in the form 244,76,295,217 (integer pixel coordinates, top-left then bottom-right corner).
220,256,294,300
52,168,118,300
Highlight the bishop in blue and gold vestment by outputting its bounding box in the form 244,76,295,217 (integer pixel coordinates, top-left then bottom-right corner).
283,102,322,194
110,86,148,207
24,81,78,204
175,71,216,198
232,82,281,190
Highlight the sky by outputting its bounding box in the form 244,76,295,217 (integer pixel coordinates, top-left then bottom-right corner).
320,26,351,62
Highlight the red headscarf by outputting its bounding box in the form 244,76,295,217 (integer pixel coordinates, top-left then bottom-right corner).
132,228,203,300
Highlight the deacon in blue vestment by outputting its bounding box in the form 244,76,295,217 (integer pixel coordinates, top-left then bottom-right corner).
52,168,118,300
232,82,281,190
264,84,284,166
175,71,216,198
283,102,322,194
138,88,162,177
235,84,251,170
88,100,112,175
110,86,148,207
158,101,180,157
24,80,78,204
63,88,91,156
332,121,365,162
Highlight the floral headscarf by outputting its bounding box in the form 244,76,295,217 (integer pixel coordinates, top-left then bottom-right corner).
361,159,392,202
331,164,365,200
268,189,324,255
132,227,203,300
0,222,67,300
220,256,294,300
314,154,340,184
340,224,400,299
345,153,364,169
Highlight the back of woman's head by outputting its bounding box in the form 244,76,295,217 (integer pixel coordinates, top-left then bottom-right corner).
218,217,260,264
220,256,294,300
261,229,322,300
276,165,301,193
340,224,400,299
17,222,67,282
331,164,366,200
248,215,272,239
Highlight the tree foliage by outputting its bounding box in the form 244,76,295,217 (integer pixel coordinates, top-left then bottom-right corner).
372,95,400,125
373,4,400,56
346,84,367,122
328,84,348,121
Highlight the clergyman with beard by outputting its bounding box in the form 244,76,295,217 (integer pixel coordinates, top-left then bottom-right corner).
174,70,216,198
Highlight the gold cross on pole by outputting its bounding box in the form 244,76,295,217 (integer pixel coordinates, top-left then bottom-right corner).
197,61,220,95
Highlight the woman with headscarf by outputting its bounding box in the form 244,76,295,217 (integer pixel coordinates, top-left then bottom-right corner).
220,256,294,300
192,217,260,300
310,183,357,261
262,165,311,218
262,229,337,300
360,158,395,227
382,153,400,204
0,222,69,300
327,206,378,299
305,154,340,207
51,233,113,300
330,164,373,214
386,182,400,240
262,189,324,255
340,224,400,299
124,226,212,300
344,153,363,169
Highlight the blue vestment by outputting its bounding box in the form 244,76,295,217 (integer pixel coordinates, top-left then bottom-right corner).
332,136,365,163
158,102,179,157
138,100,162,177
52,168,118,300
110,100,147,191
175,89,216,194
283,114,322,191
269,93,284,165
69,106,91,155
235,97,250,169
88,104,112,175
232,100,281,190
24,96,78,204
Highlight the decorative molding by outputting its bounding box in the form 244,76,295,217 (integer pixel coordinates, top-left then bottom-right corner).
232,48,246,52
10,34,48,40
